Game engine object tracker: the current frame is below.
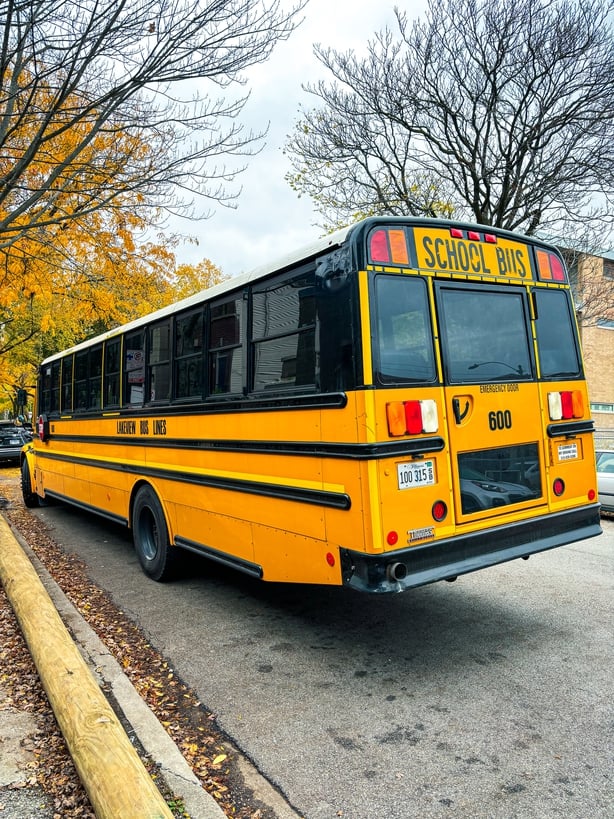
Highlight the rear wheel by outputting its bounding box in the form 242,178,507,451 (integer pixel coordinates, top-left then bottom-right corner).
132,485,176,581
21,459,40,509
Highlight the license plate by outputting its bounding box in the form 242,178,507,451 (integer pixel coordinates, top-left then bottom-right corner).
397,459,435,490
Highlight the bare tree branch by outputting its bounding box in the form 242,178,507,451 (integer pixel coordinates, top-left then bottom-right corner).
285,0,614,246
0,0,304,247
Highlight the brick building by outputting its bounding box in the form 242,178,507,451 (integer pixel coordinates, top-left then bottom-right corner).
570,251,614,441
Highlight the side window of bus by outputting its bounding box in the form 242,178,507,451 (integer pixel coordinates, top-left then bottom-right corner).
50,361,61,413
61,355,73,411
104,339,121,408
533,289,581,379
148,321,171,403
251,269,317,392
90,347,102,409
40,365,52,413
375,276,436,384
175,310,204,400
124,331,145,406
74,351,89,410
209,296,243,395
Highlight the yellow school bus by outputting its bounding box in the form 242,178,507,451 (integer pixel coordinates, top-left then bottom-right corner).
22,217,602,592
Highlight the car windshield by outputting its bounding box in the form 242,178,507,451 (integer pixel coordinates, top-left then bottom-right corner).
596,452,614,473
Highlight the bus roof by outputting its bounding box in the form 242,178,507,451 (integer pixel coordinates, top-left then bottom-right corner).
41,223,354,365
40,215,561,365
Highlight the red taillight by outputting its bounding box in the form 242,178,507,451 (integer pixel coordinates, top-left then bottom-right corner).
553,478,565,497
326,552,335,567
588,489,596,501
369,227,409,265
404,401,423,434
536,249,567,282
550,255,565,281
432,500,447,522
370,228,390,263
387,530,399,546
560,391,573,419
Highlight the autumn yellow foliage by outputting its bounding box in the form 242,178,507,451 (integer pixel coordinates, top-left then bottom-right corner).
0,70,228,416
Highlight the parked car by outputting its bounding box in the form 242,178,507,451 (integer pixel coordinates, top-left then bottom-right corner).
596,450,614,514
0,422,29,465
460,466,538,514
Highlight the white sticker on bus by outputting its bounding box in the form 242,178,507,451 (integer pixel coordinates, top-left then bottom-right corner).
558,443,578,461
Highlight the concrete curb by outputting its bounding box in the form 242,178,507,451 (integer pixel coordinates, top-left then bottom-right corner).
0,513,225,819
24,538,226,819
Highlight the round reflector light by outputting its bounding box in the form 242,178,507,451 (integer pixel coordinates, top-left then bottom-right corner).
588,489,596,501
326,552,335,567
553,478,565,497
387,530,399,546
432,500,447,522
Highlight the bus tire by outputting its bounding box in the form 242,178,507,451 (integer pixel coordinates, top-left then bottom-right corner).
132,486,176,582
21,459,40,509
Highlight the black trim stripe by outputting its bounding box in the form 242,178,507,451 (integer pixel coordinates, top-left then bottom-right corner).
174,536,263,578
43,490,128,526
43,435,446,460
547,420,595,437
35,450,351,510
48,391,348,421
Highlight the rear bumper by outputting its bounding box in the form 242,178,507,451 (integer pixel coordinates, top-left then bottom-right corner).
340,504,602,593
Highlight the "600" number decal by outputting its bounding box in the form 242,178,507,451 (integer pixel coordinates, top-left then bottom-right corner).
488,409,512,430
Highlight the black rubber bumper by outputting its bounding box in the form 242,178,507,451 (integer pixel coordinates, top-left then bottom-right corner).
339,504,602,593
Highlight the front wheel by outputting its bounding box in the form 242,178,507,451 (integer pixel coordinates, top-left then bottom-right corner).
21,459,40,509
132,485,177,581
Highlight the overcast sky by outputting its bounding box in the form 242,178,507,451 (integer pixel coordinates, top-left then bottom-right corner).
170,0,426,278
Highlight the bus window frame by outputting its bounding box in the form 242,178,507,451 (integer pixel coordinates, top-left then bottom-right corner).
250,265,320,395
61,355,74,412
173,307,206,403
147,319,172,405
124,329,146,408
103,337,122,409
208,293,245,399
372,273,439,387
434,280,536,385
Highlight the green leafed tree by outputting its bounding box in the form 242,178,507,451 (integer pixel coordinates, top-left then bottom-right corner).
284,0,614,244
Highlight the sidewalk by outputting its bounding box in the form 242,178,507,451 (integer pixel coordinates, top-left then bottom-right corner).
0,686,55,817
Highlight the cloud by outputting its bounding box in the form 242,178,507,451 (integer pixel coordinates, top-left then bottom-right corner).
172,1,424,278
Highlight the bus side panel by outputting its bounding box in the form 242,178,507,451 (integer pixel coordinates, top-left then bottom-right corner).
169,478,329,566
320,393,376,554
174,502,255,564
34,444,71,501
252,524,342,584
373,386,457,551
538,380,598,509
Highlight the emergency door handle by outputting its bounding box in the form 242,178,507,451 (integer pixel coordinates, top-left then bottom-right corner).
452,397,469,425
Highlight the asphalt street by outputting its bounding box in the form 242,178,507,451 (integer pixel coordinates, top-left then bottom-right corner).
28,503,613,819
